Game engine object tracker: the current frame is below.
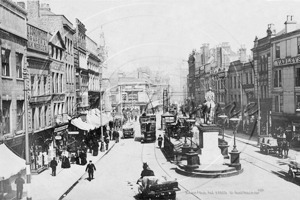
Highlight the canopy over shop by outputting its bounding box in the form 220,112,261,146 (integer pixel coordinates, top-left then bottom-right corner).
0,144,25,180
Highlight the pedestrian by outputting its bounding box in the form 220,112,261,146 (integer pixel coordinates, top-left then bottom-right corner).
15,173,25,199
105,136,110,150
109,129,112,140
157,134,163,148
85,160,96,181
50,157,58,176
115,129,120,143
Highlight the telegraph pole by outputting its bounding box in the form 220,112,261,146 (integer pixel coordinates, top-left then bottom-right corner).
23,61,32,200
250,60,261,145
100,72,105,152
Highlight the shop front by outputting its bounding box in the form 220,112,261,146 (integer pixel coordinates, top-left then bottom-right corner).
30,128,53,174
52,124,69,160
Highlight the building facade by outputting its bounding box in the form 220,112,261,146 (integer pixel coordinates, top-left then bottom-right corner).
270,17,300,133
0,0,27,157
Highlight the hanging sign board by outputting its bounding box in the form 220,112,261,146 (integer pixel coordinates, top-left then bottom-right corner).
68,131,79,135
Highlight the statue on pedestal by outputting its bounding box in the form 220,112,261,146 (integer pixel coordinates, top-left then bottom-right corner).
203,87,216,124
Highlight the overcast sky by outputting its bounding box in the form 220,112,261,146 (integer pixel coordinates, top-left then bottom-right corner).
38,0,300,78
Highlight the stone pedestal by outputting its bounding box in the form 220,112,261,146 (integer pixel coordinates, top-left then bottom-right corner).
185,150,200,171
181,143,191,160
229,151,241,170
199,124,224,165
219,144,229,159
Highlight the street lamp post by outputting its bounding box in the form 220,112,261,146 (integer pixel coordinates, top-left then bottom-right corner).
218,114,229,159
23,64,32,200
229,117,242,170
100,71,105,152
218,114,228,141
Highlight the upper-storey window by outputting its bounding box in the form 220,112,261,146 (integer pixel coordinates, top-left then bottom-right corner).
1,48,10,77
298,37,300,55
275,43,280,59
16,53,23,78
274,69,282,88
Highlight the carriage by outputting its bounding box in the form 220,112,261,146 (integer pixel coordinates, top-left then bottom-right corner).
137,179,180,200
122,122,135,138
260,137,279,155
260,136,288,157
287,160,300,183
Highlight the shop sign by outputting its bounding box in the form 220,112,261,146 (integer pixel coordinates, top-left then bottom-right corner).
274,55,300,66
54,125,68,133
27,24,48,53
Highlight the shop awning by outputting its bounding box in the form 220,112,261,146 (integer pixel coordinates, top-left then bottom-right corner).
71,117,94,131
0,144,25,180
86,110,110,128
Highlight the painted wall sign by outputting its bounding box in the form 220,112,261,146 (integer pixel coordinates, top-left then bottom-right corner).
274,55,300,66
27,24,48,53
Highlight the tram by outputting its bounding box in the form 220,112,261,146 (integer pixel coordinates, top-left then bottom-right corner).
140,114,156,143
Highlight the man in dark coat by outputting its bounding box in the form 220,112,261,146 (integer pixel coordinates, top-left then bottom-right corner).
15,173,25,199
113,128,120,143
86,160,96,181
50,157,58,176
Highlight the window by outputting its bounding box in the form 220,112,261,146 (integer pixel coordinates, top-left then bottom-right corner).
274,70,282,87
234,76,236,88
51,45,54,58
32,107,35,130
298,37,300,54
44,106,48,127
287,39,291,57
2,100,11,134
296,68,300,87
16,53,23,78
37,78,41,96
52,72,55,93
296,95,300,110
275,95,283,112
60,74,63,92
16,100,24,131
39,107,42,128
276,43,280,59
60,49,63,60
55,73,58,93
56,48,59,60
44,76,47,95
1,48,10,76
31,75,35,96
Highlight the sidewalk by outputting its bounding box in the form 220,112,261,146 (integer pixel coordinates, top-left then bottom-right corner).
19,141,116,200
223,129,300,159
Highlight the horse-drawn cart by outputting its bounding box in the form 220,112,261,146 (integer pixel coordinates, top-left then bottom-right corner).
287,160,300,183
260,137,279,155
137,178,180,200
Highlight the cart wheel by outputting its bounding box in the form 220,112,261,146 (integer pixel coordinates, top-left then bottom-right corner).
288,169,295,182
260,146,263,153
266,149,270,155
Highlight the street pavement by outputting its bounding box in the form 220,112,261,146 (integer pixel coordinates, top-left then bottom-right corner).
17,141,115,200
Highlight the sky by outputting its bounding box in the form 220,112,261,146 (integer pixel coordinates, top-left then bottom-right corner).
37,0,300,79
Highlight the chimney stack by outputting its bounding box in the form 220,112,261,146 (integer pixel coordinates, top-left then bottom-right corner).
285,15,297,33
27,0,40,26
40,3,51,11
